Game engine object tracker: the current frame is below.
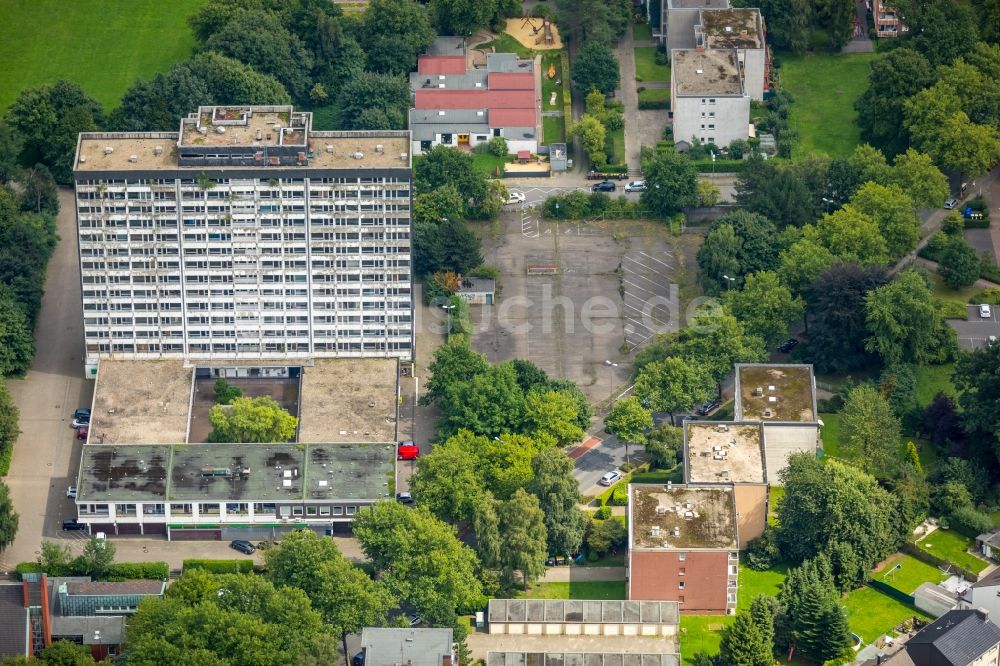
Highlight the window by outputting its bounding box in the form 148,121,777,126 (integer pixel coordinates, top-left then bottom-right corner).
708,124,715,130
678,581,685,589
170,503,192,516
709,98,716,104
333,506,344,516
679,568,686,576
115,503,137,516
306,506,318,516
493,128,501,137
319,507,331,516
143,504,165,516
730,565,738,575
292,506,304,516
200,503,220,516
679,552,686,561
346,506,357,516
226,503,248,515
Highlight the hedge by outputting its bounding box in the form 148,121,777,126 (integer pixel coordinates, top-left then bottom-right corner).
15,562,42,576
107,562,169,581
964,216,991,229
594,163,628,174
638,98,670,110
690,159,745,173
183,559,255,574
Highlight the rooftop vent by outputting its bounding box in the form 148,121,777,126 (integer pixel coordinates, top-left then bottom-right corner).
656,505,667,515
256,129,263,141
215,126,226,134
768,385,776,391
438,83,445,88
650,526,661,537
696,69,704,74
79,156,87,163
104,146,114,155
153,145,163,156
400,152,408,161
198,127,208,135
753,387,763,396
672,527,681,537
375,144,384,153
352,151,364,160
768,396,777,403
128,155,138,163
438,111,446,116
684,511,695,519
725,26,732,32
325,144,334,154
762,408,773,419
666,481,673,491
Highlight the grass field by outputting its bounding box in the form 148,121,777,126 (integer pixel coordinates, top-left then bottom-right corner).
543,115,566,145
0,0,205,112
634,23,653,41
820,412,843,457
680,615,735,666
471,152,510,177
876,553,946,595
842,586,931,643
638,87,671,106
635,47,671,82
541,52,565,108
608,127,626,165
478,33,534,58
519,581,626,600
917,529,990,574
738,561,788,609
914,363,956,407
768,486,784,525
780,52,878,158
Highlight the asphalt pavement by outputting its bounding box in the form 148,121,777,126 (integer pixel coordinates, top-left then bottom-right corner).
951,305,1000,351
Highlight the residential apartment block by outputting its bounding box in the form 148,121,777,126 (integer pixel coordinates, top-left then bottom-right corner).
671,49,751,148
627,484,739,614
872,0,906,38
73,105,413,377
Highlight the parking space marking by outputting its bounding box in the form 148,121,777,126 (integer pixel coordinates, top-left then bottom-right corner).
620,250,678,348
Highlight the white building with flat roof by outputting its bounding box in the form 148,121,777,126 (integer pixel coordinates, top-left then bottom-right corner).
74,105,414,376
671,49,750,147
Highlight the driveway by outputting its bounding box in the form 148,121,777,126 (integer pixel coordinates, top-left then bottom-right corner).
1,189,93,572
950,305,1000,351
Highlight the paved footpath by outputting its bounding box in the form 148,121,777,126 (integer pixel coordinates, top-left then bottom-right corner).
614,23,642,174
540,566,626,582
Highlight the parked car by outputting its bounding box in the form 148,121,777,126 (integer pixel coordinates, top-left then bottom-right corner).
73,408,91,420
71,415,90,428
592,181,616,192
229,539,256,555
944,198,960,209
397,441,420,461
66,485,77,499
696,399,721,416
777,338,799,353
598,470,623,486
352,653,365,666
61,518,86,531
75,426,88,440
395,492,413,504
505,190,526,205
624,180,646,193
981,304,993,319
407,613,422,627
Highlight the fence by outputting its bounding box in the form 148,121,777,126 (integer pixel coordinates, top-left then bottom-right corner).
867,580,915,606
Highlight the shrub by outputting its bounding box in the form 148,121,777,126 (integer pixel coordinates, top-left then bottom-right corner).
745,527,780,570
967,196,988,212
654,50,669,66
817,395,845,413
183,559,255,574
949,506,994,538
595,505,612,520
467,264,500,281
15,562,42,577
972,287,1000,305
608,484,629,506
106,561,169,580
488,136,508,157
531,4,554,18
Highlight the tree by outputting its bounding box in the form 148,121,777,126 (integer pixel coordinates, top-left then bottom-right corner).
213,378,243,405
208,396,298,443
571,43,620,94
77,536,115,579
849,182,920,259
498,489,548,589
640,149,698,218
634,357,713,425
865,269,957,366
38,640,97,666
811,0,855,48
18,164,59,216
777,238,836,297
670,310,768,392
413,214,483,278
430,0,494,36
475,432,539,499
886,149,950,209
938,236,981,289
922,392,963,450
698,211,780,293
605,397,653,446
645,424,682,469
438,363,529,439
840,385,902,475
749,595,778,656
697,224,742,295
414,146,489,212
202,10,313,101
0,123,23,183
0,480,18,551
724,271,804,347
0,383,18,468
0,287,35,377
719,610,773,666
38,540,73,575
954,343,1000,466
555,0,631,46
777,455,900,569
905,83,1000,177
572,114,608,167
697,179,721,207
805,263,889,374
423,337,489,407
5,81,105,184
472,494,502,570
352,501,483,625
360,0,437,75
735,156,814,228
525,389,584,446
892,0,979,67
265,530,392,665
752,0,808,52
528,447,587,558
126,570,333,665
814,206,889,265
337,72,410,130
586,516,627,555
410,433,485,523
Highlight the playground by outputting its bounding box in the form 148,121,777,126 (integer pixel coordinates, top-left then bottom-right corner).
504,16,563,50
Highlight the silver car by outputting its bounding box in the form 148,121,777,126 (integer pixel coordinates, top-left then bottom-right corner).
599,470,623,486
624,180,646,192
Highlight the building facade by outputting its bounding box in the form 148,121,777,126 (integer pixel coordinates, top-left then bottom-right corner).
671,49,751,148
74,105,413,376
872,0,905,38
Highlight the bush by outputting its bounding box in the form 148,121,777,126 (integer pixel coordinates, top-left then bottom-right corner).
949,506,994,538
15,562,42,577
487,136,508,157
654,50,669,66
817,395,845,413
106,561,169,580
183,559,255,574
689,159,745,173
595,505,612,520
745,527,780,570
467,264,499,281
638,97,670,110
972,287,1000,305
967,196,988,212
608,483,629,506
531,4,554,18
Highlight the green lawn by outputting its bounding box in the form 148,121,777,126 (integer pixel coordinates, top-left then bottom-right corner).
519,581,626,600
738,561,788,609
768,486,784,525
876,554,946,595
680,615,735,666
633,22,653,41
780,52,878,158
819,412,843,457
842,586,931,643
0,0,205,111
914,363,956,407
541,51,565,110
917,529,990,574
608,127,626,164
543,115,566,145
928,273,979,319
635,47,671,82
638,87,671,106
477,33,534,58
472,152,510,177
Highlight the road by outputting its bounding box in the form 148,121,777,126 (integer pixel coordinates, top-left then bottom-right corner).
1,189,93,572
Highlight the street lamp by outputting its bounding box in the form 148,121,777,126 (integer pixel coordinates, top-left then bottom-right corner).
442,303,456,335
607,360,629,467
722,274,736,291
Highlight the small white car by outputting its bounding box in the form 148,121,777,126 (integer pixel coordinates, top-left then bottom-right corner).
981,304,993,319
944,198,960,209
989,335,997,346
66,486,77,499
624,180,646,193
505,190,526,205
599,470,623,486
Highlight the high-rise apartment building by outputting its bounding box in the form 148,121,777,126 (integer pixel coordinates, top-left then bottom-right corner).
73,105,413,376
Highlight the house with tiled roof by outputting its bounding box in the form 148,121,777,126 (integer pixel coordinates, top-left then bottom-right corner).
872,609,1000,666
409,39,540,156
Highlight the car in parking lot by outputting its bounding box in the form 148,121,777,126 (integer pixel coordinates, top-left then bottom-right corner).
73,408,91,420
71,416,89,428
229,539,256,555
352,653,365,666
598,470,623,486
944,198,960,209
981,304,993,318
624,180,646,193
395,492,413,504
75,426,88,440
592,181,616,192
695,399,721,416
61,518,86,531
397,441,419,460
505,190,526,205
777,338,799,353
66,486,77,499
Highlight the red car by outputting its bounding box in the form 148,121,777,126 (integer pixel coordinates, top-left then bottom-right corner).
397,441,419,461
75,426,89,440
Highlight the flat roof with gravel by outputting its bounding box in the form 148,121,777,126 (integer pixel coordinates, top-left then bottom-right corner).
699,8,763,49
734,364,817,422
671,49,743,96
90,360,192,445
629,484,737,550
685,421,765,484
77,443,393,503
298,359,398,443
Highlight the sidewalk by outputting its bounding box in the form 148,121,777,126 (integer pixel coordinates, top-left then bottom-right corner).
613,22,642,173
540,565,626,582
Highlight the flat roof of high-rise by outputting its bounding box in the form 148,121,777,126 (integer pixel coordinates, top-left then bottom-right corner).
734,364,817,422
629,484,737,550
699,8,764,49
671,49,743,96
685,421,766,484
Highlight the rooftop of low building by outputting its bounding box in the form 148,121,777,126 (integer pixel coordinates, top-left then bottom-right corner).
734,364,817,423
671,49,743,96
90,360,193,445
685,421,765,484
630,484,737,550
297,359,398,444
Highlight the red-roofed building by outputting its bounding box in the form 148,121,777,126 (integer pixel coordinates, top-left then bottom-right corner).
409,39,540,156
